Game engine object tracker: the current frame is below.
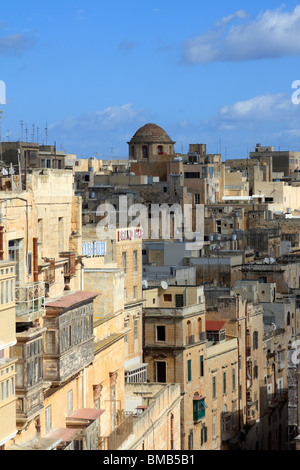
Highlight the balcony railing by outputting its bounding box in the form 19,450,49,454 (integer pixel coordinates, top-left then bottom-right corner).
186,332,206,346
15,281,45,318
105,413,134,450
186,335,195,345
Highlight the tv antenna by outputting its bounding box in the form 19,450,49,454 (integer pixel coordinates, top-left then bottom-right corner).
45,123,48,145
20,120,24,141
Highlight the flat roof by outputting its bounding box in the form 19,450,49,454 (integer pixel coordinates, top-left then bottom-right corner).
46,291,98,310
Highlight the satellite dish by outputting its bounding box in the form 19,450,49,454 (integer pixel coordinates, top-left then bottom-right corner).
142,280,148,289
264,258,270,264
161,281,168,290
270,257,275,264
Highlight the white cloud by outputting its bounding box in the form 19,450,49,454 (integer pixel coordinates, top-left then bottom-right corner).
182,4,300,64
0,32,36,56
48,104,149,157
202,92,300,134
118,39,136,52
0,23,37,56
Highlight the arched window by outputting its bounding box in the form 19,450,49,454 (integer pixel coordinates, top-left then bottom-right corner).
253,331,258,350
287,311,291,326
131,146,135,158
142,146,148,159
198,318,202,340
187,321,191,343
157,145,163,154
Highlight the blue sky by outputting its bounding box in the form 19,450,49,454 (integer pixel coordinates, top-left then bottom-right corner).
1,0,300,159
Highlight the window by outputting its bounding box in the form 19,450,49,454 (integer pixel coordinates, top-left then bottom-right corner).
10,279,14,302
187,359,192,382
213,415,216,437
253,331,259,350
193,397,207,421
213,376,216,399
232,368,236,391
156,361,166,383
195,194,200,204
157,326,166,342
188,429,193,450
67,389,73,415
184,172,200,179
253,361,258,379
133,250,138,274
1,282,3,304
175,294,184,307
45,405,52,432
200,355,204,377
122,252,127,274
164,294,172,302
142,146,148,159
27,252,32,276
201,424,208,446
223,372,227,394
133,286,137,300
134,318,138,340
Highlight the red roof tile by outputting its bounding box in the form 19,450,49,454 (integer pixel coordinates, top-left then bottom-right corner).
206,320,226,331
46,291,98,309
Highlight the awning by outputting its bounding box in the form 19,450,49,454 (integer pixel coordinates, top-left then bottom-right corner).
193,395,206,401
47,427,82,443
67,408,105,421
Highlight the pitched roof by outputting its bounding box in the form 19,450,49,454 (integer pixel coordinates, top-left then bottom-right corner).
206,320,226,331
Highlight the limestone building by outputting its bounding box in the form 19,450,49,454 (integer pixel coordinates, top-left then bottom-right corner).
128,123,176,161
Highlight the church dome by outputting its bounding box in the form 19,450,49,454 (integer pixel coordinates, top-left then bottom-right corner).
129,123,175,143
